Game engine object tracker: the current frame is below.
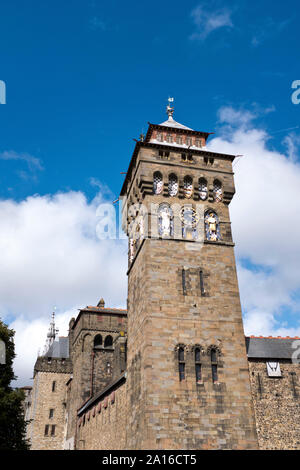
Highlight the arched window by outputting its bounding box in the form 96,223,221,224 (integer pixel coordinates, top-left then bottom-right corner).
94,334,102,348
195,348,202,383
213,180,223,202
183,176,193,199
180,206,198,240
158,203,174,237
211,348,218,383
199,178,208,201
204,210,221,241
178,347,185,381
104,335,113,348
168,174,178,197
153,171,163,195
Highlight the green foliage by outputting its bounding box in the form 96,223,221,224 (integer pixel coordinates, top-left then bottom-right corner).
0,319,30,450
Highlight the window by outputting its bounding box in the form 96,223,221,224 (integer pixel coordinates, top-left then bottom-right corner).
182,269,187,296
159,150,169,159
49,409,54,419
186,137,192,146
107,362,111,375
157,132,163,142
176,135,182,145
211,348,218,383
104,335,113,348
178,347,185,381
153,171,163,195
94,334,103,348
181,153,187,161
168,174,178,197
44,425,49,436
183,176,193,199
200,270,205,296
213,180,223,202
52,381,56,392
198,178,208,201
51,425,56,437
195,138,202,148
166,133,173,143
195,348,202,383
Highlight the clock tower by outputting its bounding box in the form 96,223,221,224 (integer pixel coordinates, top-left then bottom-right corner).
120,100,258,449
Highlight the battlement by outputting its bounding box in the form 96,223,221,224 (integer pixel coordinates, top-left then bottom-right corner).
34,356,73,375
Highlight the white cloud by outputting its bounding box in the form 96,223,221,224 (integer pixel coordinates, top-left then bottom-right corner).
218,107,256,126
4,106,300,386
0,189,127,385
190,3,233,41
207,106,300,337
89,16,106,31
0,150,44,181
10,310,74,386
251,17,291,48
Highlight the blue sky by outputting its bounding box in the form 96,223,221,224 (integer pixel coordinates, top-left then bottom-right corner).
0,0,299,201
0,0,300,384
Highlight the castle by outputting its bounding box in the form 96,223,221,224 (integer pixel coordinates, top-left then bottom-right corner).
24,103,300,450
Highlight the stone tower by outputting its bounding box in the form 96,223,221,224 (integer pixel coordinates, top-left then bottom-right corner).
27,313,72,450
65,301,127,449
120,101,258,449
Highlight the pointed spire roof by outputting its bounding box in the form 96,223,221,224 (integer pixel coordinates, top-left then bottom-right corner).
159,116,193,130
159,97,193,130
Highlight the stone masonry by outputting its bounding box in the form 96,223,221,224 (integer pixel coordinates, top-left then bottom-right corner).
27,109,300,450
120,118,258,449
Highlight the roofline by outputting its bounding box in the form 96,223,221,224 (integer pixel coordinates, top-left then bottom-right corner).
120,141,236,196
77,372,126,416
246,335,300,339
145,123,213,142
72,307,127,330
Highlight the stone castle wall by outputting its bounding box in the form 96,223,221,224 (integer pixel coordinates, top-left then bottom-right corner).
122,142,257,450
125,238,258,450
76,379,127,450
28,370,71,450
65,308,127,447
249,359,300,450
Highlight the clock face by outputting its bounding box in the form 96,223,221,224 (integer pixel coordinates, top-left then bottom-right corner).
180,207,198,227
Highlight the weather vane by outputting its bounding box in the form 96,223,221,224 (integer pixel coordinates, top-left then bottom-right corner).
166,97,174,119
